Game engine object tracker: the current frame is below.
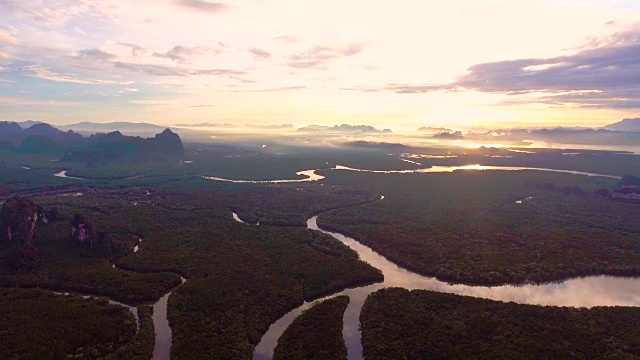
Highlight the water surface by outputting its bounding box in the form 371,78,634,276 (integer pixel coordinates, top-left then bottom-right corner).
204,170,324,183
53,171,86,180
206,165,621,186
253,216,640,360
334,164,622,179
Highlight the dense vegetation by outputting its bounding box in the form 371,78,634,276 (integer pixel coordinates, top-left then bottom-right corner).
274,296,349,360
0,288,136,360
361,288,640,359
320,170,640,285
105,306,155,360
1,144,639,359
2,143,638,194
0,199,182,304
0,182,382,359
140,219,380,359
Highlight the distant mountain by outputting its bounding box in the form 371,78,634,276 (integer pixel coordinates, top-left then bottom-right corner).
0,122,24,138
18,136,66,154
345,141,411,151
0,121,185,162
174,122,294,130
62,128,184,164
433,131,464,140
298,124,392,134
174,122,235,128
482,127,640,146
250,124,294,129
297,125,330,131
0,122,83,152
60,122,166,134
417,127,454,133
0,140,14,152
604,118,640,132
16,120,43,128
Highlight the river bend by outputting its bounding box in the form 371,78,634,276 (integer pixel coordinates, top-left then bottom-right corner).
253,215,640,359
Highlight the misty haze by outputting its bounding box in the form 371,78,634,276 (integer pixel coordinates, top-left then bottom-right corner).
1,1,640,360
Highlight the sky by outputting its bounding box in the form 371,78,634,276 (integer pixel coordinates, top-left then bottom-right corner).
0,0,639,130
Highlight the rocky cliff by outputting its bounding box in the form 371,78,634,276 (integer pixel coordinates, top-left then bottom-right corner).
1,197,40,270
71,213,95,245
61,128,184,164
0,122,185,162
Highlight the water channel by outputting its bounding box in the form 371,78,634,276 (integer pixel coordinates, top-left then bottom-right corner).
253,215,640,359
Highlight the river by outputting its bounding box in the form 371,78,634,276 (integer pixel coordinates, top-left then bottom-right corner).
204,165,621,184
333,164,622,179
253,215,640,360
44,165,635,359
53,171,86,180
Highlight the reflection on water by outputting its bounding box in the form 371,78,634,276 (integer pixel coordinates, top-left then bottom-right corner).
207,164,620,186
334,164,622,179
56,192,84,197
152,292,172,360
53,171,86,180
232,212,248,224
516,196,536,204
522,142,640,155
253,216,640,360
152,277,187,360
203,170,324,183
398,158,422,165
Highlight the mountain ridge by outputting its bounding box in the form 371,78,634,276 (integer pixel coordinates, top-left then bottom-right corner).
0,121,184,163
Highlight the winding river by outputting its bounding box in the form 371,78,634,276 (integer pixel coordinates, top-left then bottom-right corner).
54,237,187,360
333,164,622,179
204,165,622,184
152,276,187,360
203,169,325,183
252,214,640,360
110,240,187,360
44,164,630,359
53,170,86,180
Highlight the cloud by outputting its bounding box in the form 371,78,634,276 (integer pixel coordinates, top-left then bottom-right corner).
21,65,134,85
0,51,12,64
228,75,256,84
0,26,18,45
340,84,452,94
175,0,227,13
129,99,166,105
287,44,365,69
117,43,148,57
270,36,298,43
339,87,381,93
340,28,640,109
73,48,115,61
226,86,305,92
451,28,640,109
66,42,241,79
0,96,80,106
249,48,271,60
114,62,243,77
385,84,452,94
1,0,115,27
153,45,220,63
342,44,364,56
